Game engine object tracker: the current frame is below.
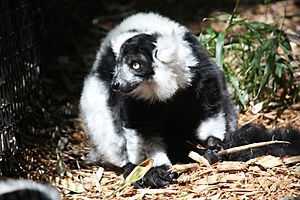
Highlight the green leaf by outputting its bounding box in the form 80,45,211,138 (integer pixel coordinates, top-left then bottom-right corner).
279,37,292,56
257,42,277,97
200,12,297,107
264,0,272,4
251,37,274,70
216,32,226,69
105,158,153,199
229,75,246,108
124,158,153,183
275,63,283,78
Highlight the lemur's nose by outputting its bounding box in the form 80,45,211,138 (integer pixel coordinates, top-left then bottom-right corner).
111,82,120,90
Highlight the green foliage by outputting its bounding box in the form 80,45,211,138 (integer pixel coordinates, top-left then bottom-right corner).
199,13,299,109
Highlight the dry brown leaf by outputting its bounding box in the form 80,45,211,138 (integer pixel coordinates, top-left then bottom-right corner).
51,176,86,193
71,131,86,142
251,102,264,114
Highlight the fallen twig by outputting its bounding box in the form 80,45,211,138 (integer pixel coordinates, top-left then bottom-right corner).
188,151,210,167
218,140,290,155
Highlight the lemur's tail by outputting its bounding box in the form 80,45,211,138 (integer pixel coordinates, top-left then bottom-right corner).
0,179,61,200
224,123,300,161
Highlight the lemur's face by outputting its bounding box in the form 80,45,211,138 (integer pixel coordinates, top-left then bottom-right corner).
111,34,156,93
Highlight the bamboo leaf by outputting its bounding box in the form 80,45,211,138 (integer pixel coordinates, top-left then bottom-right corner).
216,32,226,69
105,158,153,199
125,158,153,183
257,41,277,97
275,63,283,78
229,75,246,108
200,13,297,107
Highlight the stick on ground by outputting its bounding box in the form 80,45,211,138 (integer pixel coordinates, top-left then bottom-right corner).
218,140,291,156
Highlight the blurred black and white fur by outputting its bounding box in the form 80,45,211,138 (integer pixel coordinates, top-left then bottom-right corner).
0,179,61,200
80,12,300,188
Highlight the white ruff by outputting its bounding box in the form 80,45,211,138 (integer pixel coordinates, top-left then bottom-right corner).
196,113,227,141
93,12,198,102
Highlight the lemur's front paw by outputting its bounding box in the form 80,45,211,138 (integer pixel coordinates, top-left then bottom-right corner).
206,136,224,151
123,164,176,188
204,149,222,164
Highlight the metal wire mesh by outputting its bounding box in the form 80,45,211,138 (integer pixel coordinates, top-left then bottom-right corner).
0,0,42,159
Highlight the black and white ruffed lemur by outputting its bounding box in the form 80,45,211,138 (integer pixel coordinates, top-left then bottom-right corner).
80,12,300,188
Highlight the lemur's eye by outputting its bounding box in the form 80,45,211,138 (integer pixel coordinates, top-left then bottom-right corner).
132,62,140,70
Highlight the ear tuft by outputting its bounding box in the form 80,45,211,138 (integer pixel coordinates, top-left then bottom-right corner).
155,30,178,63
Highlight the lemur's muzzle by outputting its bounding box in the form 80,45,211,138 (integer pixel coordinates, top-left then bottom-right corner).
111,71,137,93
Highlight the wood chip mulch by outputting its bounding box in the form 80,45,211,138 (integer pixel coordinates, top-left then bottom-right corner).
14,102,299,200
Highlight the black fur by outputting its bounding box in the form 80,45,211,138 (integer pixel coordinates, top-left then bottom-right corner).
123,163,176,188
112,33,234,163
0,180,60,200
118,34,156,78
109,33,236,187
93,46,116,84
224,123,300,161
0,189,53,200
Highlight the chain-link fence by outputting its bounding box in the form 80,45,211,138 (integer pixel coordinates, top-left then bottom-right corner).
0,0,42,163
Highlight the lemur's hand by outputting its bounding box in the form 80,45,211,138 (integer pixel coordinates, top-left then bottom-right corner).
203,136,224,164
123,163,177,188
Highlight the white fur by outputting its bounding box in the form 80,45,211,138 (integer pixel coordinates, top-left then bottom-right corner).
124,128,145,165
108,12,185,42
0,179,60,200
111,32,139,56
144,136,172,167
80,75,172,167
196,113,227,141
80,75,128,167
124,128,171,166
93,12,198,101
151,151,172,167
129,62,179,102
